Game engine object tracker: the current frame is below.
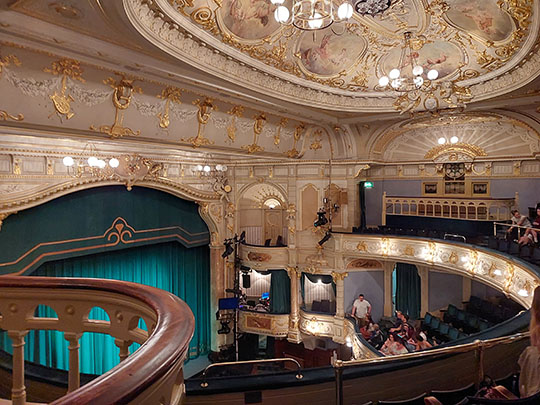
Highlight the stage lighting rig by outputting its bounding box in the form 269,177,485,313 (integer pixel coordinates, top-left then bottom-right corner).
314,208,329,227
318,231,332,246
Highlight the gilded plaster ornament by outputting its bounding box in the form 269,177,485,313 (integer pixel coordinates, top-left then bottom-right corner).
182,98,216,148
274,118,288,146
310,129,323,151
0,111,24,121
242,113,266,154
424,142,487,161
226,105,244,143
285,123,305,158
90,77,142,138
157,86,182,129
0,212,17,231
44,58,84,120
0,52,20,78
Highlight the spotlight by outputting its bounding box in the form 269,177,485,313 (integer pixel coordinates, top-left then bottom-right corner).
318,231,332,246
239,231,246,243
314,208,328,227
218,321,231,334
222,239,234,258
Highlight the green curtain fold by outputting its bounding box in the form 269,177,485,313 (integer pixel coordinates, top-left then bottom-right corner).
269,270,290,314
0,241,210,375
395,262,421,320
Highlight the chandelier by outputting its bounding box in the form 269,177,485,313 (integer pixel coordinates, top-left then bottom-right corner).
272,0,354,30
378,32,439,93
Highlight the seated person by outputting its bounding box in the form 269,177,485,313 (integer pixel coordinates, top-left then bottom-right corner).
368,324,385,350
380,332,408,356
416,334,432,351
359,323,372,340
518,207,540,246
507,209,532,241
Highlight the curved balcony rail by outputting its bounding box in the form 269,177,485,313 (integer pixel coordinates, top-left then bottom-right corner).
199,358,303,388
493,221,540,238
186,333,529,404
238,309,289,338
0,276,194,405
382,193,515,225
238,244,289,271
334,233,539,308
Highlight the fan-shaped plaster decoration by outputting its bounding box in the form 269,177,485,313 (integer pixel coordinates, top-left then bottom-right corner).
296,28,367,77
444,0,515,43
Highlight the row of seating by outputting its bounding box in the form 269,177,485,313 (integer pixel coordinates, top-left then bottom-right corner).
442,304,491,335
354,226,449,240
466,295,520,325
370,374,521,404
423,312,468,342
487,237,540,266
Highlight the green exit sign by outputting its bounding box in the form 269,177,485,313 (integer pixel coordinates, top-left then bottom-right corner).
364,181,374,189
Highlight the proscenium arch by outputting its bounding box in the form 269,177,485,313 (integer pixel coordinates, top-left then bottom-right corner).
0,178,222,242
0,182,217,275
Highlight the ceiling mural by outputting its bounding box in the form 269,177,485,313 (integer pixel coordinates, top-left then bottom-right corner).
121,0,539,112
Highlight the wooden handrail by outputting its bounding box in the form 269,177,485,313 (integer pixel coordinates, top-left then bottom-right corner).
0,276,195,405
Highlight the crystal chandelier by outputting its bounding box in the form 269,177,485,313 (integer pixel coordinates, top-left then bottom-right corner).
272,0,354,30
354,0,391,16
378,32,439,93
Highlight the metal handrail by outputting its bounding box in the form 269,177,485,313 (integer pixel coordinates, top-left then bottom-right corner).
200,357,303,387
493,221,540,237
444,233,466,242
333,332,530,405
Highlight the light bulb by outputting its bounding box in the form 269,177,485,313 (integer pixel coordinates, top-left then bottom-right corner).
221,165,228,172
427,69,439,80
337,2,353,19
518,289,529,297
378,76,389,87
450,136,459,144
391,79,401,89
274,6,289,23
494,269,502,276
203,165,211,172
63,156,74,167
413,76,424,88
389,68,400,80
109,158,119,168
308,13,323,29
438,137,446,145
97,159,106,169
88,157,98,167
412,65,423,76
196,164,203,171
216,164,222,171
270,0,284,4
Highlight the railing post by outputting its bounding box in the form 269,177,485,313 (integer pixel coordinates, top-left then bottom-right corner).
334,359,344,405
475,340,485,388
115,338,133,362
8,330,29,405
64,332,83,393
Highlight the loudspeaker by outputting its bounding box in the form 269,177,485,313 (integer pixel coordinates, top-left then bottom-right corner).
242,273,251,289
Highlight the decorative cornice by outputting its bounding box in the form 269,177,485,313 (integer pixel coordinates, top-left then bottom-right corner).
424,142,488,160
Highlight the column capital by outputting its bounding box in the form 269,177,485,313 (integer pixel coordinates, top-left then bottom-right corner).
331,271,348,283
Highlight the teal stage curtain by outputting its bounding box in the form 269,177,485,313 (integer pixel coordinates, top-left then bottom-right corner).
269,270,290,314
395,262,421,320
0,241,210,375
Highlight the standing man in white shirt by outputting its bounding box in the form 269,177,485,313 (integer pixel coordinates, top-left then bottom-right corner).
351,293,371,328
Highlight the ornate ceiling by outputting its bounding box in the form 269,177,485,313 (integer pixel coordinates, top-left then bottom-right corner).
0,0,540,164
124,0,540,112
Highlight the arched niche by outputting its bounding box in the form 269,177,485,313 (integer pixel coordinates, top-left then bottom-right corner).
237,183,288,246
